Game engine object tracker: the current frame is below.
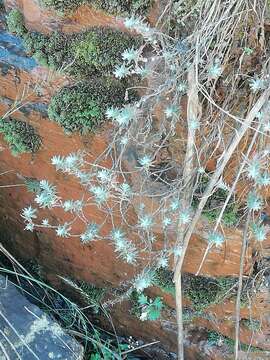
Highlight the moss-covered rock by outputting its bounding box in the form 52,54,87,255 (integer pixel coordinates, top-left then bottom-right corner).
70,28,140,77
48,78,134,133
90,0,153,16
40,0,153,16
0,118,42,155
22,27,140,77
183,275,237,312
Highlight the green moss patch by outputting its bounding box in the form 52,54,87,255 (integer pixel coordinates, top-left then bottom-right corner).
70,28,140,77
90,0,153,16
0,118,42,155
6,9,27,36
183,275,237,312
6,10,140,77
48,78,133,133
192,175,243,227
6,10,140,135
40,0,85,12
153,268,175,296
40,0,153,16
21,27,139,77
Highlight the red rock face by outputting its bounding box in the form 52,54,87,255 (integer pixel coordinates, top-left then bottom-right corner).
0,1,270,359
4,0,161,34
4,0,133,34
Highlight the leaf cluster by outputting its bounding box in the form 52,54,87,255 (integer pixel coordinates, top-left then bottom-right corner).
137,293,164,321
130,291,164,321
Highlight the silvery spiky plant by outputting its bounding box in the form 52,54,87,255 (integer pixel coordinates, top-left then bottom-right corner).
22,1,270,358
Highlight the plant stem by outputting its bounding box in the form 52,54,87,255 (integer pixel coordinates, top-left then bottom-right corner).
175,273,184,359
174,67,199,360
234,211,251,359
174,88,270,280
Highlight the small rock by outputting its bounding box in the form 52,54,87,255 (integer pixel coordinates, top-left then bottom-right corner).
0,275,84,360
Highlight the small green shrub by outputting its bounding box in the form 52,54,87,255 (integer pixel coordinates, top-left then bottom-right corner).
48,78,134,133
6,9,27,36
41,0,153,16
0,118,42,155
23,28,140,77
183,275,237,312
153,268,175,296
